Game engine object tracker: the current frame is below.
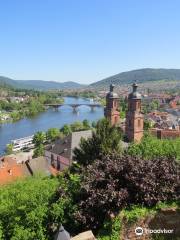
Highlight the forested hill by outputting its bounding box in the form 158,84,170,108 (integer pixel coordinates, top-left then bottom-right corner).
90,68,180,88
0,76,85,90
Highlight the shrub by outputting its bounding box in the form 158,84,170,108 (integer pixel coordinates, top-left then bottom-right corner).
127,135,180,160
73,119,122,166
0,176,59,240
74,154,179,230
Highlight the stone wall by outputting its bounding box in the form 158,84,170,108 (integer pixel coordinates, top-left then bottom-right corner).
71,231,95,240
121,208,180,240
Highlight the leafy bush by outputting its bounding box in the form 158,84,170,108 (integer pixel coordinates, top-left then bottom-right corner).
97,201,179,240
97,216,121,240
73,119,122,166
46,128,60,141
0,176,59,239
74,154,179,230
127,135,180,160
0,174,80,240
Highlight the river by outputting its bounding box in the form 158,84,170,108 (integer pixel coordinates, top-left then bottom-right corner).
0,97,104,155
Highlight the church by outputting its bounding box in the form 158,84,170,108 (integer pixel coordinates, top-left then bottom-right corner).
104,83,144,142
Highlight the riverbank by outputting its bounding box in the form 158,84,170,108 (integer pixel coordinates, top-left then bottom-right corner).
0,89,64,123
0,97,104,155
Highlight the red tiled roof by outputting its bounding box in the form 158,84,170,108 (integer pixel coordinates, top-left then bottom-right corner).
0,156,30,185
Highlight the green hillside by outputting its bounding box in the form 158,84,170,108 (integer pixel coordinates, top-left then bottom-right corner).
0,76,85,90
90,68,180,88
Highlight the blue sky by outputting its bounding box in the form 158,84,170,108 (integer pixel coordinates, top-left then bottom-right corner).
0,0,180,84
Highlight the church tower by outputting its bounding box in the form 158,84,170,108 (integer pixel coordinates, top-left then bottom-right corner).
104,84,120,125
125,82,144,142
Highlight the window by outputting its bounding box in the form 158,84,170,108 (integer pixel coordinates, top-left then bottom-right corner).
51,154,55,167
138,119,141,127
129,120,131,126
57,156,60,170
137,102,141,110
115,116,118,123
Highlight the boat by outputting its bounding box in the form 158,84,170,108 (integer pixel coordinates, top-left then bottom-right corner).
11,135,34,152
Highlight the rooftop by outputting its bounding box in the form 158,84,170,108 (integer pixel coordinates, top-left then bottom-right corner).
45,130,92,160
106,84,119,98
0,156,30,185
128,82,141,99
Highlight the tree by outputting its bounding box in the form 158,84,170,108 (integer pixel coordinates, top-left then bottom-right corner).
33,131,46,147
143,119,152,130
73,118,122,166
82,119,91,130
127,135,180,160
0,172,83,239
46,128,60,141
0,176,67,240
70,121,84,132
33,132,46,158
28,100,44,116
60,124,72,136
150,99,160,111
74,153,179,230
33,144,44,158
6,143,13,154
91,121,97,128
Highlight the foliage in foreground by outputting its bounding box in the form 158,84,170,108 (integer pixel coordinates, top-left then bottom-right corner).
97,201,180,240
0,174,79,240
127,134,180,160
74,153,179,230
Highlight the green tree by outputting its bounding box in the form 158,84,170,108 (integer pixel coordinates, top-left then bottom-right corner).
46,128,60,141
143,120,151,130
70,121,84,132
150,99,160,111
0,176,60,239
60,124,72,136
27,100,44,116
0,173,81,239
127,135,180,160
10,111,21,121
91,121,97,128
33,131,46,147
33,144,45,158
73,118,122,166
82,119,91,130
6,143,13,154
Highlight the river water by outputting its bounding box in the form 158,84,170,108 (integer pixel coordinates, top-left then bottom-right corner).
0,97,104,155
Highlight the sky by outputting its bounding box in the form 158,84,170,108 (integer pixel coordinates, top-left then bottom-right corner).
0,0,180,84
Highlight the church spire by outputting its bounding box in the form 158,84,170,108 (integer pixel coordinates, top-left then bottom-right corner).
125,82,144,142
104,84,120,125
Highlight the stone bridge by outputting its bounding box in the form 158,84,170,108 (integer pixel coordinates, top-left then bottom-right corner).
45,103,102,111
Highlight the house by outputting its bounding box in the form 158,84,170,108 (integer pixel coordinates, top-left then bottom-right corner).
0,156,30,185
45,130,92,172
0,155,53,185
25,156,52,176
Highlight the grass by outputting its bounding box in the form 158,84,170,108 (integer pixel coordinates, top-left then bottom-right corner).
97,201,180,240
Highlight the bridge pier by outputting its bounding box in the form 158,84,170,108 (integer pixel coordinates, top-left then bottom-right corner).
53,106,59,111
72,106,78,113
90,105,96,112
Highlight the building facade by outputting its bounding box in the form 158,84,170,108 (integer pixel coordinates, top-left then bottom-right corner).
125,82,144,142
104,84,120,125
45,130,92,172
